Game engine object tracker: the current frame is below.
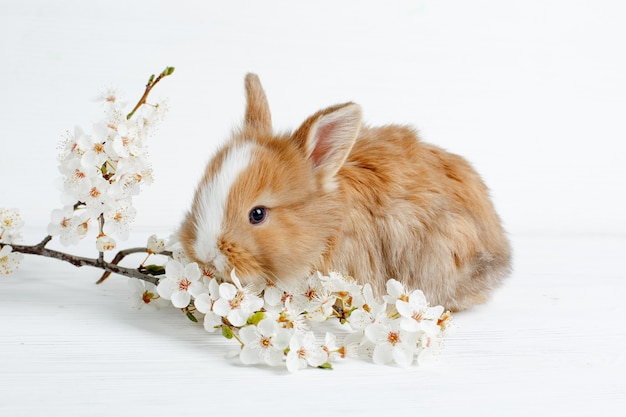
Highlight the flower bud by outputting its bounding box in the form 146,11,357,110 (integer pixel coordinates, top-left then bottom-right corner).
96,235,116,252
146,234,166,254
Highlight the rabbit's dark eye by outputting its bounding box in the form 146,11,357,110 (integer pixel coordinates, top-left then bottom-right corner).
249,207,267,225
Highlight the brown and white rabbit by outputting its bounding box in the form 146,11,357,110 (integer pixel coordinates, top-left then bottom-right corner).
178,73,511,311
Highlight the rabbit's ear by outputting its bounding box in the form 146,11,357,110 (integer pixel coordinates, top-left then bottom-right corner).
293,102,362,191
243,73,272,135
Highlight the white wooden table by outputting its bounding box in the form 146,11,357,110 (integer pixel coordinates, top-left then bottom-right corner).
2,233,624,416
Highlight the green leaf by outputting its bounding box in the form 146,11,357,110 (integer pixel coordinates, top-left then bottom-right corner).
221,325,234,339
185,311,198,323
246,311,266,326
318,362,333,370
162,66,175,76
143,264,166,275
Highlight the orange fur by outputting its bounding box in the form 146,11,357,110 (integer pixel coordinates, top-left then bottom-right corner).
179,74,512,311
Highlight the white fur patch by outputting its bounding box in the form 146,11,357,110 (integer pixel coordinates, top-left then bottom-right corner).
192,143,254,272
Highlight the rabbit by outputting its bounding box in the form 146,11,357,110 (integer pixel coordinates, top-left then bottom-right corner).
178,73,512,311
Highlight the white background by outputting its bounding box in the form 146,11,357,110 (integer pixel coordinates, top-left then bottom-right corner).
1,1,625,416
2,0,625,236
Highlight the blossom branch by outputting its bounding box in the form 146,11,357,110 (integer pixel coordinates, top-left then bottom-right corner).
6,241,160,285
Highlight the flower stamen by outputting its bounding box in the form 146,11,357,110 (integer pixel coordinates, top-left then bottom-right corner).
260,337,272,349
178,278,191,291
387,331,400,346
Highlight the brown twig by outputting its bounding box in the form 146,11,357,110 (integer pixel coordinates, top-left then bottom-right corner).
96,247,171,284
126,66,175,120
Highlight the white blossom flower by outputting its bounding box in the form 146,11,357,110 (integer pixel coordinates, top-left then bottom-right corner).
157,260,203,308
0,245,23,275
286,331,328,372
58,158,99,201
416,333,444,367
212,271,264,327
133,98,169,136
102,201,136,240
321,332,343,361
116,153,150,189
108,122,143,160
80,176,114,217
304,295,336,322
238,318,291,366
203,310,224,333
365,318,420,368
286,273,336,322
275,298,308,333
194,278,220,313
96,87,127,113
58,125,88,162
47,207,88,246
81,144,109,172
346,283,386,330
347,308,375,330
261,280,284,307
395,289,445,335
290,273,330,305
194,278,224,333
382,278,407,305
146,234,167,254
320,271,364,306
96,235,116,252
343,330,374,360
0,209,24,244
170,245,191,264
127,278,163,309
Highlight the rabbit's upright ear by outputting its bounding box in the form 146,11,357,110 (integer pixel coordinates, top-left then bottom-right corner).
293,102,362,191
243,73,272,135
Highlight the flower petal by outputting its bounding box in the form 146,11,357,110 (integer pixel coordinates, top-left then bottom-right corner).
238,325,260,345
203,312,223,333
244,297,264,317
365,323,388,344
156,277,177,299
273,328,293,350
228,308,249,327
170,290,191,308
424,305,445,320
264,286,283,306
372,343,393,365
208,278,220,298
395,300,414,318
399,317,421,332
286,351,304,372
408,290,427,309
219,282,237,300
127,278,144,293
239,345,260,365
212,298,231,317
306,347,328,367
392,344,414,367
165,260,183,278
263,347,284,367
184,262,201,282
188,281,207,298
256,318,277,337
230,269,243,289
194,293,213,314
386,279,404,299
